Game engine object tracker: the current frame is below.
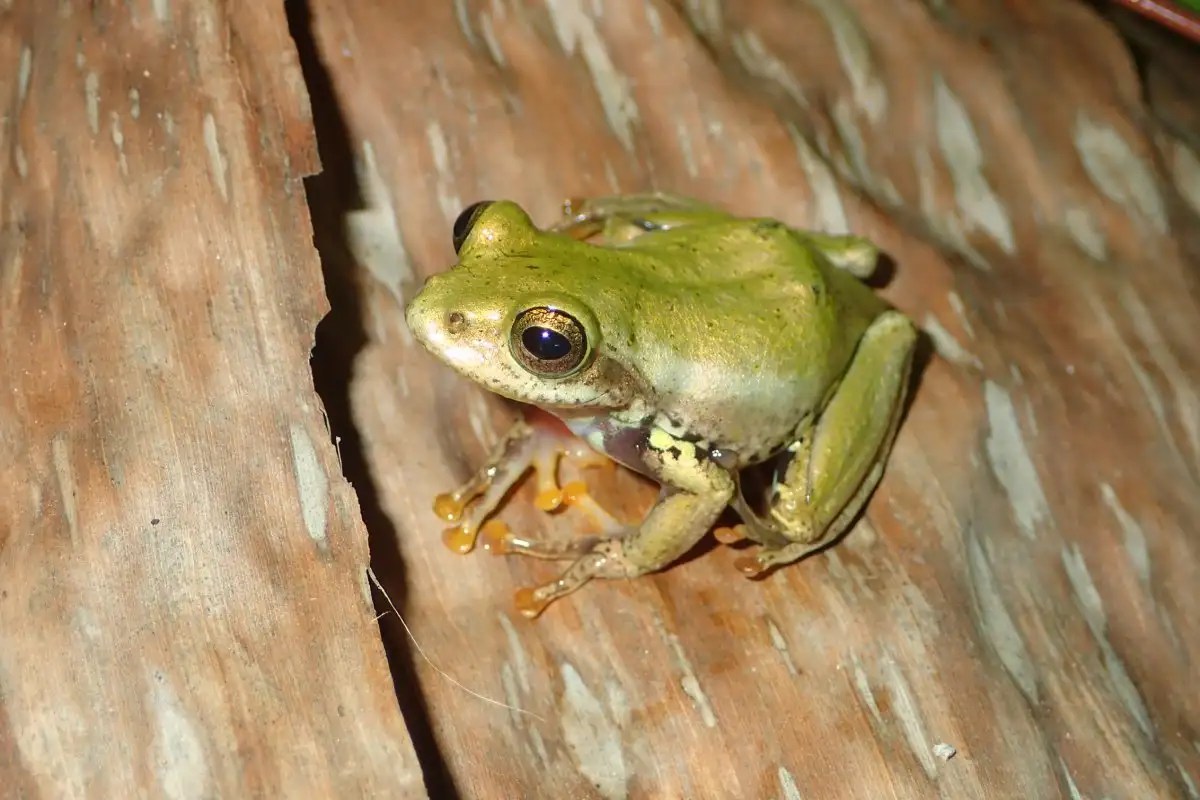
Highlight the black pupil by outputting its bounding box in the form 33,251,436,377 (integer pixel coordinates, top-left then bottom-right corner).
522,326,571,360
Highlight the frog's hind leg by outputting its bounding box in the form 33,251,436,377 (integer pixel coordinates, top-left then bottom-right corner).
554,193,731,243
733,310,917,577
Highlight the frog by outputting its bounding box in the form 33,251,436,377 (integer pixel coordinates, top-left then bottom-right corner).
405,193,918,618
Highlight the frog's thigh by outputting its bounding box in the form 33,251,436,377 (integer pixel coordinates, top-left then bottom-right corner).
764,311,917,564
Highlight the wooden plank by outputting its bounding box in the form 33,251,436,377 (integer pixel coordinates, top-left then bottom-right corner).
0,3,424,797
309,1,1200,798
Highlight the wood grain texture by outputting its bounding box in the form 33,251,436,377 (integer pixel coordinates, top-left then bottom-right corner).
0,3,424,797
308,1,1200,798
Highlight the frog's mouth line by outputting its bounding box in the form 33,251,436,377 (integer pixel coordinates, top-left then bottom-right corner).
457,363,617,413
548,396,617,415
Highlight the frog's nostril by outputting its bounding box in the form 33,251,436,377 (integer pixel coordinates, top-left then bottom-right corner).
446,311,467,334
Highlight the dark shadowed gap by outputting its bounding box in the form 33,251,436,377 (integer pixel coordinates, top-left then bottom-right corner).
284,2,459,797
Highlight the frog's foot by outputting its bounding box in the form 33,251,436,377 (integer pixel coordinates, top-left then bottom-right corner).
435,420,541,554
725,488,795,549
732,540,829,578
435,418,571,554
713,524,748,545
510,536,643,619
435,415,621,554
726,479,845,576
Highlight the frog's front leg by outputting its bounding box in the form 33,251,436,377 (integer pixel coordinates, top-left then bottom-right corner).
433,415,619,555
496,427,734,618
733,310,917,576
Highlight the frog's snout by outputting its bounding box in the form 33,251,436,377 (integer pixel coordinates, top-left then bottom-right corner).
411,306,468,346
404,285,500,375
404,292,450,350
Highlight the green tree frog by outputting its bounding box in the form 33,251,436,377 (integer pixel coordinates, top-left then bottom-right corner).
405,194,917,618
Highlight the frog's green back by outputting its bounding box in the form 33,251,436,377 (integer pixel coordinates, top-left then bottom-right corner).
547,219,889,442
603,218,884,368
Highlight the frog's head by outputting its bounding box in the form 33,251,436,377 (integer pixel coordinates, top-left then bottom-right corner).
405,200,638,410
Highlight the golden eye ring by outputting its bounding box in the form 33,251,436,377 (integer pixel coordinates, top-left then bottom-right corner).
509,306,589,377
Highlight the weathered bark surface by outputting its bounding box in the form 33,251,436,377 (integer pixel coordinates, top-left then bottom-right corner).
310,1,1200,798
0,3,423,797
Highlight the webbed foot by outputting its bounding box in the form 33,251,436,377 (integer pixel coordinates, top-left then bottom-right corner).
434,409,621,554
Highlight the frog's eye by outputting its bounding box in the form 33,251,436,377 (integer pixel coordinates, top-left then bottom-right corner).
452,201,493,254
510,307,588,377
